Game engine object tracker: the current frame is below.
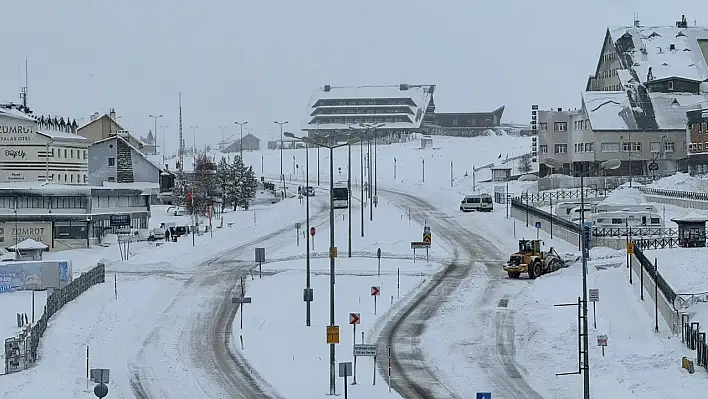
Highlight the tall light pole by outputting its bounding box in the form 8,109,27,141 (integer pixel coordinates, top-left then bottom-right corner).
190,126,199,165
285,131,358,395
305,141,312,326
160,125,168,166
235,121,248,159
544,157,621,399
360,123,384,220
149,114,163,156
274,121,288,197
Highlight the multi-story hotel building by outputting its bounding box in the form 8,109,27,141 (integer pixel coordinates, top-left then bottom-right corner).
536,15,708,177
0,104,90,184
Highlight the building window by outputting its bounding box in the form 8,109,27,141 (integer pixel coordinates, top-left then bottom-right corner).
650,142,661,153
554,144,567,154
83,175,87,183
601,142,620,152
71,174,74,183
64,149,67,158
70,149,74,158
84,150,88,160
665,141,675,152
539,122,548,131
108,177,115,182
108,157,115,167
622,142,641,152
554,122,568,132
585,143,593,152
540,145,548,154
668,81,674,91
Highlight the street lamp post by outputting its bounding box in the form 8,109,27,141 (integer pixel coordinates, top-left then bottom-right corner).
235,121,248,159
544,157,621,399
360,123,384,220
160,125,168,165
305,142,311,326
285,131,358,395
348,139,352,257
274,121,288,197
149,114,163,156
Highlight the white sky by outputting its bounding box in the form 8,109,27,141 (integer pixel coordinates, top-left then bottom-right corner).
0,0,705,154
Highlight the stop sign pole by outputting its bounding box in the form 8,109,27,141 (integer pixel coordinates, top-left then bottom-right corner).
310,227,316,250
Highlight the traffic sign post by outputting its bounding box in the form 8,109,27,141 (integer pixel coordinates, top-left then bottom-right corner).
626,242,634,254
371,286,380,314
597,333,608,356
476,393,492,399
589,288,599,329
310,227,316,250
411,241,430,263
254,248,265,278
330,246,338,258
349,313,360,384
90,368,111,398
353,343,378,386
377,248,382,276
535,221,541,239
296,222,301,246
423,226,432,245
338,361,353,399
232,276,253,339
327,325,340,344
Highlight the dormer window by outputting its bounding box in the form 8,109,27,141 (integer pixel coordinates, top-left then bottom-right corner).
648,31,662,38
668,81,675,91
677,31,687,37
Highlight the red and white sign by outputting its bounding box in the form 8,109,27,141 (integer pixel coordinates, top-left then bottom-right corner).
310,227,316,236
371,286,380,296
349,313,360,325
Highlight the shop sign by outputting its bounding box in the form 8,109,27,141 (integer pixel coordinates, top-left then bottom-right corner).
0,123,36,142
0,221,53,246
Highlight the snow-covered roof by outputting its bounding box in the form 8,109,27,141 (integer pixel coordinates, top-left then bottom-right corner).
9,238,48,250
38,129,89,142
608,25,708,83
671,211,708,223
0,106,36,122
581,91,638,130
302,84,435,131
92,135,163,171
0,182,148,196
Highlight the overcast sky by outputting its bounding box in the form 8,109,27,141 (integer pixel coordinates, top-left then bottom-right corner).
1,0,705,154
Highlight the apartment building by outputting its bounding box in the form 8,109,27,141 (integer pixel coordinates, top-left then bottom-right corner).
686,109,708,174
536,15,708,177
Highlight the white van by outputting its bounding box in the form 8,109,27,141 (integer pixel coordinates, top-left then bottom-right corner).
460,194,493,212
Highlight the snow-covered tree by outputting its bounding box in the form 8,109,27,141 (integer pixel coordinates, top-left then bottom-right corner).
182,153,217,216
238,166,259,210
518,153,533,174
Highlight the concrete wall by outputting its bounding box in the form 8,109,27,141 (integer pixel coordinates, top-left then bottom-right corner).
629,253,681,333
510,205,580,247
643,194,708,211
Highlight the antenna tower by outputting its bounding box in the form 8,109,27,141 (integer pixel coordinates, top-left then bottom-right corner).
179,92,184,171
20,59,28,110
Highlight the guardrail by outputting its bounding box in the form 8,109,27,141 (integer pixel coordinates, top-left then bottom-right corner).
510,198,581,233
631,246,677,306
681,317,708,373
638,187,708,202
4,263,105,375
518,188,608,205
592,227,679,237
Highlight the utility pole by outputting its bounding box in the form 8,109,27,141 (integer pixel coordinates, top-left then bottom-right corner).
368,136,373,221
328,134,336,395
374,132,378,198
235,121,248,159
149,114,163,158
274,121,288,197
305,142,311,326
160,125,168,165
348,139,352,257
360,129,365,237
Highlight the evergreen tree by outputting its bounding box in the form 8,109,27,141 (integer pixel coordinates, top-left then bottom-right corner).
239,166,259,210
172,170,189,207
183,153,217,216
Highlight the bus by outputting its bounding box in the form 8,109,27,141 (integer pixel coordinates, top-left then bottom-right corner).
332,182,349,209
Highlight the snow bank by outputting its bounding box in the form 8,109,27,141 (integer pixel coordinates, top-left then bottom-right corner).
648,172,708,192
599,186,647,204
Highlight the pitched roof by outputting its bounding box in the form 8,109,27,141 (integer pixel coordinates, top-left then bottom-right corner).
0,106,36,122
92,135,163,171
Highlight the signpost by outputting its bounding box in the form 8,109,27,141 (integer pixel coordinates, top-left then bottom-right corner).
589,288,599,329
338,361,353,399
535,221,541,239
109,214,130,227
476,393,492,399
411,241,430,263
626,242,634,254
326,325,340,344
349,313,361,383
90,368,110,398
330,246,338,258
296,222,301,246
597,333,608,356
254,247,265,278
353,343,378,385
232,276,252,332
310,227,316,250
377,248,382,276
423,226,431,244
371,286,380,314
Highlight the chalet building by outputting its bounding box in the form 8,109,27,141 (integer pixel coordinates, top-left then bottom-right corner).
432,106,506,137
77,109,144,150
302,84,436,139
536,15,708,178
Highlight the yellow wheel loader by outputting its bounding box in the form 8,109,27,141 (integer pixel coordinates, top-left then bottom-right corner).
503,239,566,279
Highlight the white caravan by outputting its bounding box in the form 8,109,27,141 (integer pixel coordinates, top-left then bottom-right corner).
593,203,658,214
590,210,664,229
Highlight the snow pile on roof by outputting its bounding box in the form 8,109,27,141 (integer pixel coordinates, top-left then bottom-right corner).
649,92,707,129
671,211,708,223
608,25,708,83
9,238,48,250
599,186,647,204
38,129,89,141
647,172,708,191
581,91,636,130
0,106,35,122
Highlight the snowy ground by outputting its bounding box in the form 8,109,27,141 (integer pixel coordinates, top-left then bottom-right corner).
1,290,47,347
235,257,437,398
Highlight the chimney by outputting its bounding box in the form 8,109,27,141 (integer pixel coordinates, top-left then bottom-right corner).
324,85,331,92
109,108,116,120
670,43,676,51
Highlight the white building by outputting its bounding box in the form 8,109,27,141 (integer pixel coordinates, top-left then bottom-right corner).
302,84,436,138
535,16,708,178
0,104,90,184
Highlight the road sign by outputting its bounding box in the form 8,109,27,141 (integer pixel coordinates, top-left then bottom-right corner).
423,226,432,244
353,344,377,357
327,325,340,344
329,246,338,258
295,222,301,229
349,313,360,325
648,162,659,171
589,288,600,302
255,247,265,262
411,241,430,249
94,383,109,398
303,288,313,302
626,242,634,254
371,286,380,296
597,334,608,347
476,393,492,399
109,214,130,227
310,227,316,236
377,248,382,259
338,361,353,377
232,296,252,304
90,368,110,384
535,221,541,229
